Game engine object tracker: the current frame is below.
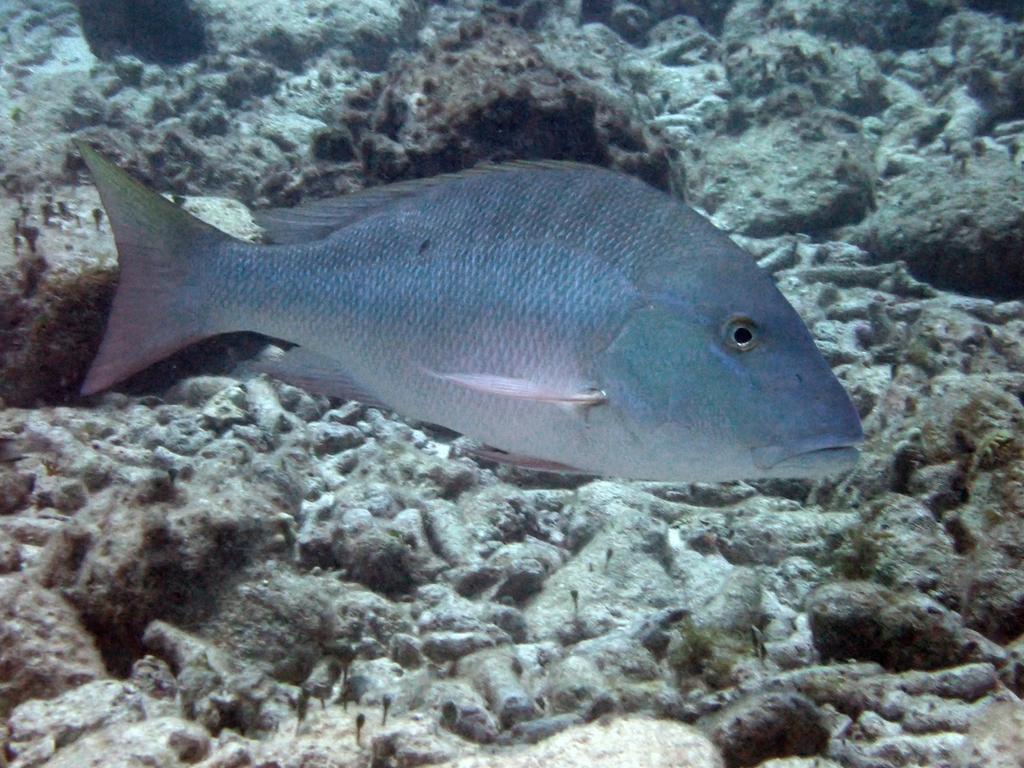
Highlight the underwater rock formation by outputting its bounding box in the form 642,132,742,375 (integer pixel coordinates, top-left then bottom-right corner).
3,0,1024,766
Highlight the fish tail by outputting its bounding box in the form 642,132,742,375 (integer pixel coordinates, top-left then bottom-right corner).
77,141,234,395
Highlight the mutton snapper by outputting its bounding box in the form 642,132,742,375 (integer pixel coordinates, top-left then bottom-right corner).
77,143,862,481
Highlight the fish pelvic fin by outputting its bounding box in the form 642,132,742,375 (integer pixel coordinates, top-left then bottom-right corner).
77,142,234,395
250,347,389,408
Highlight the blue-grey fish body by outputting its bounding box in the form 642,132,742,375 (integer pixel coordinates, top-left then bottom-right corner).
78,144,862,481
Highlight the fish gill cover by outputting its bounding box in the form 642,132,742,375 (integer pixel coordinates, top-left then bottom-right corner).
0,1,1024,767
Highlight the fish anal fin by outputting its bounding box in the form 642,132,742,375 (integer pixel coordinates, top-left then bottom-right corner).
470,445,590,475
253,348,388,408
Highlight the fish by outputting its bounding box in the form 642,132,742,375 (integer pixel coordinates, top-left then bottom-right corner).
76,141,863,482
0,436,26,463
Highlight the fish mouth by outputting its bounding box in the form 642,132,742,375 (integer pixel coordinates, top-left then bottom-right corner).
750,432,863,478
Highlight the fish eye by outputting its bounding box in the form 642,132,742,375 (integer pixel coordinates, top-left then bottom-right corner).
724,316,759,351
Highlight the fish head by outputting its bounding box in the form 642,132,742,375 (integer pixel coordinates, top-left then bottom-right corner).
593,254,863,482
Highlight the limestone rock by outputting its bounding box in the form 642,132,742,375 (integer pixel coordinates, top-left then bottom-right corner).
0,575,106,718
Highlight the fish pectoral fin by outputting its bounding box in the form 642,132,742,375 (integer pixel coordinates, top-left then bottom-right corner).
428,371,607,405
251,347,389,408
470,445,589,474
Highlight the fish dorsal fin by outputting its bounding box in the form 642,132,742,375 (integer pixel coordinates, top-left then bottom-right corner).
252,348,388,408
254,160,608,244
426,371,608,406
255,183,437,244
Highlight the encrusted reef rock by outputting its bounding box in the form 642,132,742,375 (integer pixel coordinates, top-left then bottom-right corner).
76,0,422,71
0,575,106,718
741,0,959,52
842,11,1024,297
709,691,829,768
327,11,673,198
76,0,207,65
0,260,116,407
6,1,1024,767
807,581,1004,672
